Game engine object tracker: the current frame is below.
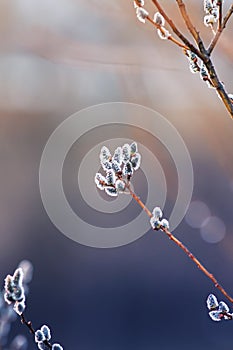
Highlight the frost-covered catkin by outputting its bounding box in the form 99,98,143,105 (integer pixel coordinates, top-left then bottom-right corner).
200,62,209,81
157,28,170,40
136,7,148,23
203,0,219,27
206,294,218,310
150,207,170,231
185,50,199,74
122,144,131,163
106,170,116,185
131,153,141,170
35,330,45,343
153,12,165,26
94,173,106,190
100,146,111,162
115,180,125,192
113,147,123,165
206,294,232,321
123,162,133,177
4,268,26,315
52,344,63,350
134,0,145,7
130,141,138,155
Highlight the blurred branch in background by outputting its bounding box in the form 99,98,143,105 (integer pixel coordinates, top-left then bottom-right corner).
133,0,233,117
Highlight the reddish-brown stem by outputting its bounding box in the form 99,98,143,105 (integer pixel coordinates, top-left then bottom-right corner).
175,0,199,44
20,313,35,334
208,4,233,54
20,314,52,349
147,16,189,49
127,184,233,304
126,183,153,218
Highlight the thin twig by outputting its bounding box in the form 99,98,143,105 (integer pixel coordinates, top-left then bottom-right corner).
175,0,199,44
208,4,233,54
127,184,233,304
147,16,189,50
20,314,52,349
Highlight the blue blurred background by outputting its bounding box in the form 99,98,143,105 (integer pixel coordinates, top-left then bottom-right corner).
1,1,233,349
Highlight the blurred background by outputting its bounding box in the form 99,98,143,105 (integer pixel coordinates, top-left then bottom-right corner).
1,0,233,349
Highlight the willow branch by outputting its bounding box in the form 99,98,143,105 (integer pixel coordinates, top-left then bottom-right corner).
203,57,233,117
208,4,233,55
20,314,52,349
151,0,206,60
147,16,189,49
127,184,233,304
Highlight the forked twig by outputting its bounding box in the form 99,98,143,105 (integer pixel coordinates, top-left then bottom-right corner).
133,0,233,118
208,4,233,54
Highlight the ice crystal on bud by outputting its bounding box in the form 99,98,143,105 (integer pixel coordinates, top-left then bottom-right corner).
106,170,116,185
130,142,138,155
52,344,63,350
219,301,230,313
152,207,163,219
113,147,123,165
38,342,47,350
185,50,199,74
100,146,111,162
157,28,170,40
228,94,233,102
209,311,222,321
115,180,125,192
189,63,199,74
204,0,213,13
94,173,106,190
204,14,216,26
4,275,14,295
105,187,118,197
131,153,141,170
134,0,145,8
206,294,219,310
35,330,45,343
13,268,24,287
112,161,121,173
153,12,165,26
41,325,51,340
13,300,25,315
101,160,112,172
200,62,208,80
136,7,148,23
150,217,161,230
123,162,133,177
4,292,14,305
211,7,219,19
160,219,169,230
122,144,131,163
